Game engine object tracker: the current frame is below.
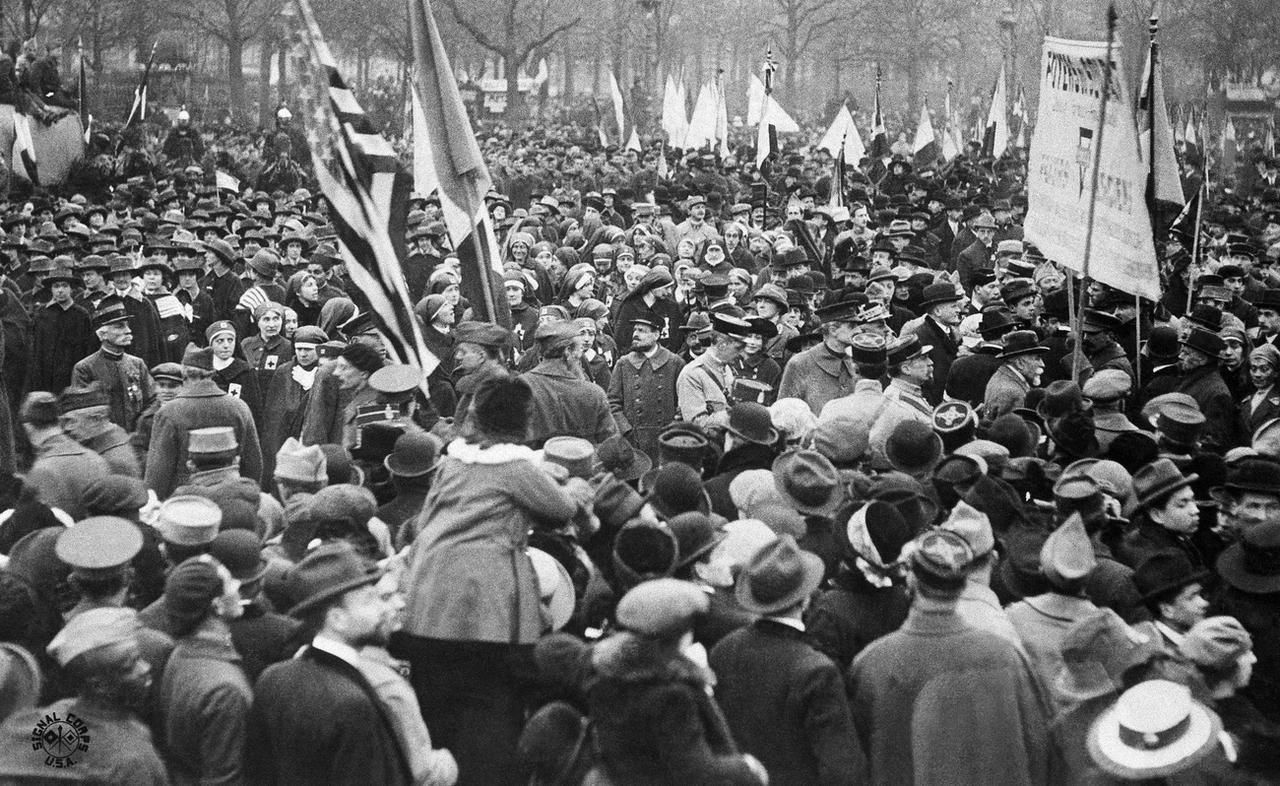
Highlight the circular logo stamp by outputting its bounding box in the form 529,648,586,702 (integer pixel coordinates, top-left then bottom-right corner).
30,712,90,768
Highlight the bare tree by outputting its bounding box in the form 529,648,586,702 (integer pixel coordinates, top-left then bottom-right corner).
437,0,581,120
769,0,839,94
164,0,284,113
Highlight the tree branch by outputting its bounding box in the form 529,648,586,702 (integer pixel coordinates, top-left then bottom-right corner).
518,15,580,61
439,0,502,52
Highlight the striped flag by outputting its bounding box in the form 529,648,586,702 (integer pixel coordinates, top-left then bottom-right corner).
409,0,509,327
125,42,157,127
289,0,440,378
869,65,889,160
912,102,938,169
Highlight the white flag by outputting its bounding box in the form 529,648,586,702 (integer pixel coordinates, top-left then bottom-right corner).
608,70,626,142
818,104,865,165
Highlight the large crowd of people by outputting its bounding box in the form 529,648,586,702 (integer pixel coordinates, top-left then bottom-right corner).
0,91,1277,786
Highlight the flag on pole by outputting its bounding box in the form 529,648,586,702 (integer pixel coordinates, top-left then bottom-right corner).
626,127,641,153
869,65,889,160
1183,106,1198,156
1012,84,1029,149
982,63,1009,159
1168,186,1200,241
77,38,88,129
714,70,729,158
409,0,508,328
215,170,241,193
941,82,960,161
818,103,865,165
661,75,688,147
125,42,158,127
684,81,718,150
290,0,440,380
1137,35,1185,205
754,48,781,171
608,70,626,144
1222,117,1237,177
656,141,669,181
12,113,37,183
912,103,938,169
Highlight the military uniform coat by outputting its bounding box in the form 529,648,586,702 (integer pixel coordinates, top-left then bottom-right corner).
24,431,110,519
607,346,685,462
676,351,736,426
522,360,618,447
778,341,857,416
144,377,263,498
71,348,154,433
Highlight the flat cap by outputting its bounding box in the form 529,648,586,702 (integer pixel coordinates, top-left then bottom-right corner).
615,578,709,638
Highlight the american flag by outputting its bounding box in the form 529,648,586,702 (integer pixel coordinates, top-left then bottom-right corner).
290,0,439,377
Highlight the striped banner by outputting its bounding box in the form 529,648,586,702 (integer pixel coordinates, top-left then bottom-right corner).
290,0,439,378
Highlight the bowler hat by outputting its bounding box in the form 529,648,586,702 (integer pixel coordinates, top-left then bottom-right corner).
1216,520,1280,594
1081,309,1123,334
384,431,442,477
735,534,825,614
1179,327,1224,358
647,462,711,519
210,530,268,583
921,285,962,312
998,330,1049,359
1133,458,1198,509
1038,380,1087,420
1220,456,1280,494
726,402,779,446
978,308,1018,339
1133,551,1210,601
885,421,943,476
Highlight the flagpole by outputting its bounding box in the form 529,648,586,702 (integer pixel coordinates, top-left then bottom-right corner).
1072,5,1119,381
1186,179,1205,314
1147,14,1160,254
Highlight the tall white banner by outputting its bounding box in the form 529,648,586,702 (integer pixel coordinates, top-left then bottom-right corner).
1024,36,1161,300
